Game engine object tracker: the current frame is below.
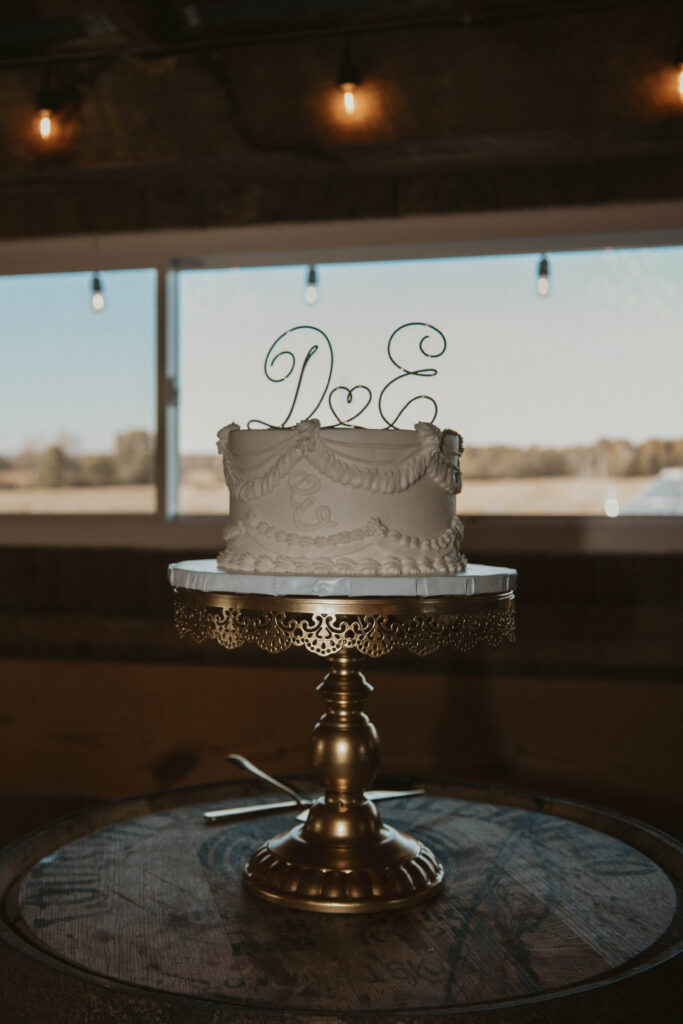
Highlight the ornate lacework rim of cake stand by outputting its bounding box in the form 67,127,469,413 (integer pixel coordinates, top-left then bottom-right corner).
173,586,516,657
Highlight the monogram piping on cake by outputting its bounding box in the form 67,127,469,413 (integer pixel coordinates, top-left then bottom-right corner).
288,470,338,530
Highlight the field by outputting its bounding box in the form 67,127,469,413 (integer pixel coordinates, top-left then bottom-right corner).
0,472,654,517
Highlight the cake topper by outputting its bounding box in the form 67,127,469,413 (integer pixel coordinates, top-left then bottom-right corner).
247,326,334,430
247,322,447,429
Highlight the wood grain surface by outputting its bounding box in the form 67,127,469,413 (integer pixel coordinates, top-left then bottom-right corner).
1,779,682,1022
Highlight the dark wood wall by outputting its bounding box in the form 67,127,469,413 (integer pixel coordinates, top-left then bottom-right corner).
1,546,681,843
1,2,682,238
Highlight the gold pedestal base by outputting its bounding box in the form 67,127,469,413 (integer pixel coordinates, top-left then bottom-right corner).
174,586,515,914
244,813,444,913
239,651,446,913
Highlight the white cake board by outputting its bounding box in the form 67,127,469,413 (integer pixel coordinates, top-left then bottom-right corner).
168,559,516,598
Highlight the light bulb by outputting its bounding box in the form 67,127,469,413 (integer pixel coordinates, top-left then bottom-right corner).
341,82,356,115
36,64,59,141
305,266,318,305
91,273,105,312
337,39,360,118
38,109,53,139
536,255,550,297
674,36,683,100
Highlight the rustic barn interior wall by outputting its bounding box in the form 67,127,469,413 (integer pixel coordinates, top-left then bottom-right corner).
1,2,682,236
0,1,682,847
1,546,681,847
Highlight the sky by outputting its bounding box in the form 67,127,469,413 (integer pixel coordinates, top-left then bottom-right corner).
0,269,156,455
179,247,683,453
1,249,682,457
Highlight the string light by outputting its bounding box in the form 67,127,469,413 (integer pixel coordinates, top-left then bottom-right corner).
604,497,620,518
537,254,550,297
38,109,53,139
341,82,356,115
305,265,318,305
675,36,683,101
36,65,59,142
337,38,360,116
91,273,105,312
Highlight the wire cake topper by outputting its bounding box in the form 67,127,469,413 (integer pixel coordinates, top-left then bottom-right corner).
247,323,447,430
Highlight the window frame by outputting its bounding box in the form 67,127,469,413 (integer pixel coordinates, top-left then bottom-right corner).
1,200,682,554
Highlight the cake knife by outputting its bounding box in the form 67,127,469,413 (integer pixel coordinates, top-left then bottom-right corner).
203,788,425,824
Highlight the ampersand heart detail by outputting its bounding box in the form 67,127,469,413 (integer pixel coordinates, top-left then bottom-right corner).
328,385,372,426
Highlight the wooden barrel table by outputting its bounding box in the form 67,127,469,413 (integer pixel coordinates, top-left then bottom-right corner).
1,778,681,1023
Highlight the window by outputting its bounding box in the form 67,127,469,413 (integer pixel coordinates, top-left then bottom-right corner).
177,249,683,518
0,205,681,551
0,269,157,514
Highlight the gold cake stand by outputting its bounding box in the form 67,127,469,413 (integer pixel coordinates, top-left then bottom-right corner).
173,586,515,914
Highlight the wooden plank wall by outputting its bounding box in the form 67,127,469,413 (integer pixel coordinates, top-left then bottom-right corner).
2,4,683,239
1,546,681,842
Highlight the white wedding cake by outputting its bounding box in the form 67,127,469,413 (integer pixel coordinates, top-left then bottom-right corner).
216,420,466,576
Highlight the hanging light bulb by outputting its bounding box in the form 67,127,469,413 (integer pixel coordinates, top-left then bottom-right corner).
337,37,360,116
36,64,59,142
341,82,356,115
38,109,53,139
91,273,105,312
305,265,318,305
675,36,683,100
536,254,550,297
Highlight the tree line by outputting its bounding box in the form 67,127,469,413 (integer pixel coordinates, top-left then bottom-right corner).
1,433,681,487
463,438,683,479
0,431,155,487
